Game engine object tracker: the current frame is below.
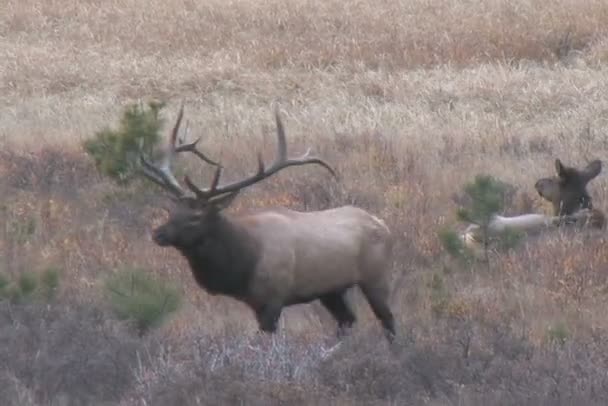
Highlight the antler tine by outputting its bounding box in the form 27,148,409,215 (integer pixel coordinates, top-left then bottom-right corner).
254,109,337,178
179,119,190,145
140,155,186,197
278,147,338,178
165,103,185,165
138,102,225,200
269,108,335,173
175,137,222,167
156,102,184,175
183,165,223,200
170,104,221,167
138,103,188,198
182,108,338,201
274,106,288,163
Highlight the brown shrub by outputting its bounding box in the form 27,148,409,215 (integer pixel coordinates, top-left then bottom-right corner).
0,300,150,405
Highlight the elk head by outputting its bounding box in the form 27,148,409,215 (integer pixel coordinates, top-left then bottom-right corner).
139,104,337,251
534,158,602,216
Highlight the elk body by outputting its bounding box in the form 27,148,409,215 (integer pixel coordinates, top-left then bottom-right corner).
460,209,603,255
140,106,396,342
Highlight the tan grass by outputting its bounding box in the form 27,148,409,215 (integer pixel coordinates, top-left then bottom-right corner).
1,0,608,404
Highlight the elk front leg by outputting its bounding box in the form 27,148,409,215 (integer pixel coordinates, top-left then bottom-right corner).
255,303,283,333
319,290,357,339
360,281,396,343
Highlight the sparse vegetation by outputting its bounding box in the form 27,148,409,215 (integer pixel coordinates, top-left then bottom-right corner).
456,175,511,228
6,216,36,245
105,267,181,335
39,266,61,300
439,227,476,263
0,268,62,304
83,101,166,184
2,0,608,404
440,174,524,265
546,321,570,345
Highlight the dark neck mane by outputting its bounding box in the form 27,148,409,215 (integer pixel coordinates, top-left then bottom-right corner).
177,214,259,300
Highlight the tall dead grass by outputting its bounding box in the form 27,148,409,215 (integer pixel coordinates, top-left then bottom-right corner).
1,0,608,404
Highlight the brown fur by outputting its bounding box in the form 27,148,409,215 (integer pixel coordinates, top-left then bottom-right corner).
534,158,602,218
154,193,396,342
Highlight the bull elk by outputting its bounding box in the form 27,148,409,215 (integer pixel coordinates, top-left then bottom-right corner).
139,105,397,343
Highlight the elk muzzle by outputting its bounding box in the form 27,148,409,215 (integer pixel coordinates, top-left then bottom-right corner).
152,226,172,246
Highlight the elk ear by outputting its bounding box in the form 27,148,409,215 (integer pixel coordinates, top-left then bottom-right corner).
535,178,558,201
555,159,566,178
582,160,602,183
209,191,241,211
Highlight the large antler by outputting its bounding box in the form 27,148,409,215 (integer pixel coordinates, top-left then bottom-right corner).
183,108,337,201
139,103,221,198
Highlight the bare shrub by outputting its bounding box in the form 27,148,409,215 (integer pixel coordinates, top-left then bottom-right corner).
136,331,338,405
0,149,99,199
116,320,608,405
104,266,182,336
0,300,150,405
318,320,608,405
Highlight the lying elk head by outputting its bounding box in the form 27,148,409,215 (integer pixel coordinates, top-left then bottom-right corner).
534,158,602,216
137,105,397,343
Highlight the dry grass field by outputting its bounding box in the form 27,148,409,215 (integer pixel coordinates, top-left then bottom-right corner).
2,0,608,404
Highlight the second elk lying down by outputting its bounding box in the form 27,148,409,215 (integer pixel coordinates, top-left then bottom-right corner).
139,106,397,343
534,158,603,217
461,158,605,256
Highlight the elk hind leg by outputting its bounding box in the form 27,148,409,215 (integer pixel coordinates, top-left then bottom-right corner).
360,281,396,343
255,303,283,334
319,290,356,339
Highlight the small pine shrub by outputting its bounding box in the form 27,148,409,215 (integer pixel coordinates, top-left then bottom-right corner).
441,174,522,265
18,272,38,297
0,273,9,297
546,321,569,346
84,101,166,184
40,266,61,300
0,268,62,304
105,267,182,335
438,228,474,262
456,174,511,227
8,216,36,245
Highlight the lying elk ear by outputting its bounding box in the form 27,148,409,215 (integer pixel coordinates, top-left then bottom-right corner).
582,159,602,183
535,178,558,201
209,191,241,211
